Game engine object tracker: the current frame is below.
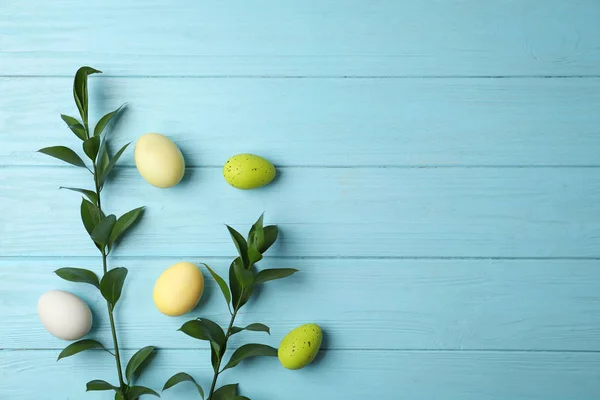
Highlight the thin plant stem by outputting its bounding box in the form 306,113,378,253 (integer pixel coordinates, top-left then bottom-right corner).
207,290,244,399
93,141,127,395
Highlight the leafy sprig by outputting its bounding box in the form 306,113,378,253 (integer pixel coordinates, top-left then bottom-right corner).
39,66,159,399
163,214,298,399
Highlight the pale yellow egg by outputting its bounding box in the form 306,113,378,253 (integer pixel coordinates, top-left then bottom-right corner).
153,262,204,316
134,133,185,188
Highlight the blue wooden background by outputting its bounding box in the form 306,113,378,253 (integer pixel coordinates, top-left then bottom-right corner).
1,1,600,399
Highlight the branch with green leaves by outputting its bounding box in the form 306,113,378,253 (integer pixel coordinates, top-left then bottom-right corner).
39,66,159,399
163,214,298,400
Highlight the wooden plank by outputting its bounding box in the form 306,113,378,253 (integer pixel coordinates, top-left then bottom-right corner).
2,78,600,167
1,0,599,76
1,349,599,399
1,167,599,258
2,258,600,351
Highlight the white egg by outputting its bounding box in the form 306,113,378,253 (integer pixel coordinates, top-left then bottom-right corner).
37,290,93,341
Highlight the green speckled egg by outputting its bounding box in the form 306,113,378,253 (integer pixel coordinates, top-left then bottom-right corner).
223,153,276,190
278,323,322,370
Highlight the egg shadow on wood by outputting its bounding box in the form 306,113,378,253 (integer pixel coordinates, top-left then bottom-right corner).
176,146,198,186
87,305,107,337
270,166,283,186
308,328,330,367
191,267,213,311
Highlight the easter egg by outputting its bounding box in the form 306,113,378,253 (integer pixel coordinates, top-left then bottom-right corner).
134,133,185,188
223,153,276,190
153,262,204,316
37,290,93,341
278,323,322,370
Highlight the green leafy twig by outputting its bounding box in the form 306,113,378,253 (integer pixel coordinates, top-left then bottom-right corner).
163,214,298,399
39,66,159,399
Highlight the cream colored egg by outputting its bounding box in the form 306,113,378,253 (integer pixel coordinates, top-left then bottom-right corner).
37,290,92,341
134,133,185,188
278,323,322,370
223,153,276,190
154,262,204,316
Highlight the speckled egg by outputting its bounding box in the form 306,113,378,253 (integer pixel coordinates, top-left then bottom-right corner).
37,290,93,341
153,262,204,316
223,153,276,190
278,323,322,370
134,133,185,188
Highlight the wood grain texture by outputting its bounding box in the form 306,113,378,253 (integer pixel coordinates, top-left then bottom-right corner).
2,167,599,258
1,0,599,76
1,77,600,167
2,0,600,398
2,349,600,399
2,258,600,351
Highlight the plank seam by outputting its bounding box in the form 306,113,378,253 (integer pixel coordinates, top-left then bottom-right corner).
3,165,600,170
1,75,600,79
1,256,600,261
2,348,600,353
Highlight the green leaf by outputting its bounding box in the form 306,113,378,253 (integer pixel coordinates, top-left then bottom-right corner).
83,136,101,161
86,380,116,391
73,66,101,125
230,323,270,335
210,342,220,374
248,214,265,251
179,320,211,341
115,391,126,400
58,339,107,361
260,225,278,253
226,225,249,267
179,319,225,350
229,260,254,310
247,245,263,266
38,146,87,169
202,264,231,309
233,258,254,289
163,372,204,398
91,214,117,249
229,260,242,310
100,142,131,185
61,114,87,140
199,318,226,349
233,257,254,289
94,104,124,137
126,346,156,383
254,268,298,285
232,397,251,400
127,386,160,398
55,267,100,288
108,207,144,249
61,187,98,205
81,198,101,236
212,384,238,400
100,267,128,308
98,138,110,173
222,344,278,371
239,286,254,310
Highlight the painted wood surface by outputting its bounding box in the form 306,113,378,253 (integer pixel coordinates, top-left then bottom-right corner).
2,78,600,167
1,0,600,76
1,0,600,399
2,167,600,258
2,350,600,400
2,259,600,351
